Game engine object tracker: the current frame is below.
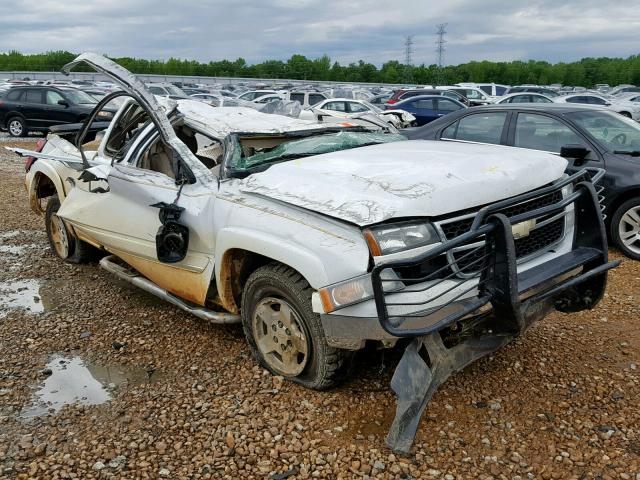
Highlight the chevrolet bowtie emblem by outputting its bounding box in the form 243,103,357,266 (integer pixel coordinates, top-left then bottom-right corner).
511,219,536,239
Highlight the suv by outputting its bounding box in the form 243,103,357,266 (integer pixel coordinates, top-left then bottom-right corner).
284,90,328,108
0,86,109,137
14,54,616,453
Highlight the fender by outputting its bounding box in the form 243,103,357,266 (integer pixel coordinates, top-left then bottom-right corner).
215,226,330,293
25,163,68,214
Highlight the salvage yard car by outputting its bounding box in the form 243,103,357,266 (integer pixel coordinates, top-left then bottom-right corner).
11,54,618,454
407,103,640,260
299,97,415,128
0,85,114,137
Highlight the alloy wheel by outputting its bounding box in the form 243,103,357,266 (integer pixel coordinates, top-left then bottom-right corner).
252,297,309,376
618,205,640,255
49,213,70,259
9,120,23,136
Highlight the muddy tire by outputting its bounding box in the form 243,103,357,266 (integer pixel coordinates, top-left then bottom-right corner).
241,263,349,390
7,116,27,137
45,195,99,263
611,197,640,260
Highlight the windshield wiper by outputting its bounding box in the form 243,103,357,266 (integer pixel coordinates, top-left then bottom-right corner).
613,150,640,157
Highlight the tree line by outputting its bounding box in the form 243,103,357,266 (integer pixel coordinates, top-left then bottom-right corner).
1,50,639,87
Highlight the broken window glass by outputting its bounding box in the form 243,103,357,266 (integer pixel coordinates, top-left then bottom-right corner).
229,131,406,170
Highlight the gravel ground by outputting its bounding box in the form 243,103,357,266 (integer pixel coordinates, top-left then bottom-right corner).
0,138,638,479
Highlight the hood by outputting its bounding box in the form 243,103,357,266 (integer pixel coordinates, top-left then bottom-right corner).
239,140,567,226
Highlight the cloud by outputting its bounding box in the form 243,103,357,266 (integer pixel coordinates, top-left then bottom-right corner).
0,0,638,66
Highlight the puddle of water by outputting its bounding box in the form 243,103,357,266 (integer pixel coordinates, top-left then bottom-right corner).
0,279,44,318
0,244,29,255
0,230,20,241
21,356,161,418
0,278,62,319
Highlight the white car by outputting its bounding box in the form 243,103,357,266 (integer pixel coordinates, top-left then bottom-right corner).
284,91,328,109
436,86,492,105
457,82,509,98
237,90,280,101
299,98,415,128
554,93,640,120
493,93,554,104
12,53,615,455
251,93,285,104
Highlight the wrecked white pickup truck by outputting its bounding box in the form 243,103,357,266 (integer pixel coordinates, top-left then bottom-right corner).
12,54,618,454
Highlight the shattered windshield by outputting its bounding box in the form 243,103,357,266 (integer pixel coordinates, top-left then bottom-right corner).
229,130,406,170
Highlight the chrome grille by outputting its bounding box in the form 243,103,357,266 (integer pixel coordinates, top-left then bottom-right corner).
435,189,567,277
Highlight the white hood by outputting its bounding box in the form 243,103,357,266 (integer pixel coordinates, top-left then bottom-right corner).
239,140,567,226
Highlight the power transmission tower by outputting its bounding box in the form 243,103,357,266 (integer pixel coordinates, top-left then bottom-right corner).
403,35,414,83
435,23,447,85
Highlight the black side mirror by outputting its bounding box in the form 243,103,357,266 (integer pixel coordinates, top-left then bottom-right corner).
57,99,69,107
151,202,189,263
560,144,590,164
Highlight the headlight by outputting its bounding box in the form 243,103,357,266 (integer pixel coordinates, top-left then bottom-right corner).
96,110,113,119
363,222,439,256
318,270,403,313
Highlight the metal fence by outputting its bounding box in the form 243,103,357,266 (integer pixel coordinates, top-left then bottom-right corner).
0,71,405,88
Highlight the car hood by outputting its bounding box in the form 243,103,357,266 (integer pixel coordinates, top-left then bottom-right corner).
238,140,567,226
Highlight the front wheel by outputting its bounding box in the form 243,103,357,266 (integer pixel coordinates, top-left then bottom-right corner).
45,196,99,263
611,197,640,260
241,263,349,390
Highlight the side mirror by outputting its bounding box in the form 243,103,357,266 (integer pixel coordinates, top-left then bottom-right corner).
560,144,590,164
151,202,189,263
604,102,611,106
58,99,69,107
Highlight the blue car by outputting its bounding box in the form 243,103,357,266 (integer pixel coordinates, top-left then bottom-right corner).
386,95,466,126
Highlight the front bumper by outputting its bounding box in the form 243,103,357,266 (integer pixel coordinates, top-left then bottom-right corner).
367,169,619,454
322,169,617,347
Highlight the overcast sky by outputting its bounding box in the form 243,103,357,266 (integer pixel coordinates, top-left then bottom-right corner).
1,0,638,66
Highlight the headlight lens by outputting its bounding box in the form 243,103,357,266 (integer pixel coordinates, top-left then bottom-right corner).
96,110,113,119
318,270,403,313
364,222,439,256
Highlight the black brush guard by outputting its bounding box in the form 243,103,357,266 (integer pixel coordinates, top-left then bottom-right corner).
370,169,619,454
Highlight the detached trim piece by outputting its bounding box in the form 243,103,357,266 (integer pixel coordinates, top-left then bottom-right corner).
99,255,240,324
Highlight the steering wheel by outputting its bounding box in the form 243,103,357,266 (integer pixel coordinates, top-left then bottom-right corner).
611,133,627,145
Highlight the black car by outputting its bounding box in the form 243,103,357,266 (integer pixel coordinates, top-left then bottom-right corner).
407,104,640,259
0,86,113,137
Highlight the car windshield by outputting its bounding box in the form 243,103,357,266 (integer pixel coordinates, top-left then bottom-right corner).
229,131,406,170
567,110,640,150
62,89,97,105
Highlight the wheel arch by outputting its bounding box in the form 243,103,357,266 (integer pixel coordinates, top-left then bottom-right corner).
214,229,330,314
27,167,66,214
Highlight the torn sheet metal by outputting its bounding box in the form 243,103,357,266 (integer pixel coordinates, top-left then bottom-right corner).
6,147,87,165
175,100,324,139
239,140,567,226
62,53,211,182
386,332,513,454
